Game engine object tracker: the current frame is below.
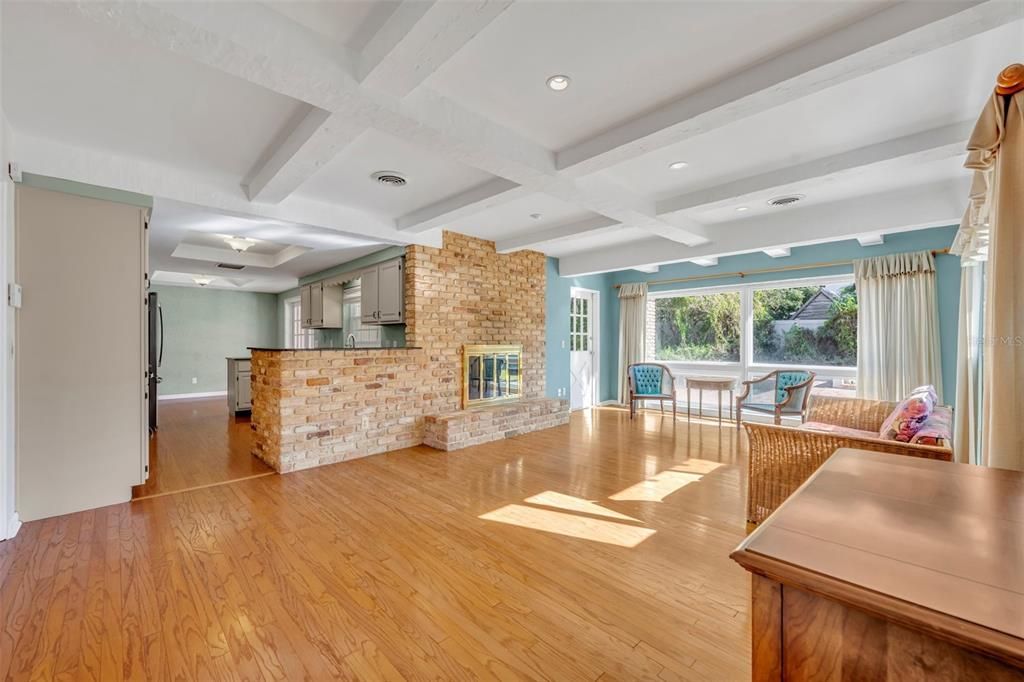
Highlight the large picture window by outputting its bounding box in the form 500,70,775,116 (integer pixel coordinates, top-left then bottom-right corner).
647,275,858,403
654,292,740,362
752,283,857,367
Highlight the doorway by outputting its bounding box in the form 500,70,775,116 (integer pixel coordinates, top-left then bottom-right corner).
569,287,600,411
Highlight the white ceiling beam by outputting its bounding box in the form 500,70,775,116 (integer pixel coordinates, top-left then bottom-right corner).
398,179,529,233
495,216,620,253
633,265,659,274
243,0,514,205
763,247,792,259
656,121,974,216
557,179,968,276
556,1,1016,177
690,257,719,267
242,106,368,204
11,131,442,248
67,1,708,245
358,0,513,98
857,234,885,247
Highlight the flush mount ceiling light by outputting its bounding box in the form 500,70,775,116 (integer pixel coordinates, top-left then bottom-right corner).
735,206,749,212
546,74,571,91
668,161,689,170
193,276,214,287
224,236,257,253
371,171,407,187
529,213,543,220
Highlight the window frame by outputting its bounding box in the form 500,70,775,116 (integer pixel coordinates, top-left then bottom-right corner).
283,296,314,349
648,273,857,388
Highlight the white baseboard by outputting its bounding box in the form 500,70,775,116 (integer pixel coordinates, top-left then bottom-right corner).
599,400,622,406
158,390,227,401
3,512,21,541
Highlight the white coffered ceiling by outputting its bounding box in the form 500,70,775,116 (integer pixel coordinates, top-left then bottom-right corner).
3,0,1022,277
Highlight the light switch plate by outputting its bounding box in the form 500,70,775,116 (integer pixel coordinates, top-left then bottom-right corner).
8,283,22,309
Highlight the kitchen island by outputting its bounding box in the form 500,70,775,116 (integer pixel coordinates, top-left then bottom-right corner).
249,347,455,472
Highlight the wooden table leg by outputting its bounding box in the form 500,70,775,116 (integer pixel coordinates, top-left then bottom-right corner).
729,389,734,423
718,389,723,426
687,386,691,422
698,389,703,420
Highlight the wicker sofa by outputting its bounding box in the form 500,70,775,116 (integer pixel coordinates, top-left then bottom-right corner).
743,395,953,524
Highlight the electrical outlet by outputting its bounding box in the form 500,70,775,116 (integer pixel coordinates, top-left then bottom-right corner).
191,377,198,385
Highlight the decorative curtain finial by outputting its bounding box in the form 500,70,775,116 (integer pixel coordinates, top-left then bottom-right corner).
995,63,1024,96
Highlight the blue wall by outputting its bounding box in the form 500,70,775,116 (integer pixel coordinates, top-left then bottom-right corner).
544,259,615,400
545,226,961,403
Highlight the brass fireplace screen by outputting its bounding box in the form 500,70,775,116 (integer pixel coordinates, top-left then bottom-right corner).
462,344,522,407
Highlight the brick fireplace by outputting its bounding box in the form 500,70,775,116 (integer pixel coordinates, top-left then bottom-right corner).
250,232,569,471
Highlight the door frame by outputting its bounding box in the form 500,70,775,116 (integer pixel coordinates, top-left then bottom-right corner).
569,286,601,410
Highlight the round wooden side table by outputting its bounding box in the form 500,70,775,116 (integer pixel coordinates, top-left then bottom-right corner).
685,376,737,426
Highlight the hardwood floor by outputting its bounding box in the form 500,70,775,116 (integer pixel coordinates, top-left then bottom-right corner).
133,398,274,500
1,407,751,681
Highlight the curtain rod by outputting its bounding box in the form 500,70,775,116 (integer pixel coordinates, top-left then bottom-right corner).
612,248,950,289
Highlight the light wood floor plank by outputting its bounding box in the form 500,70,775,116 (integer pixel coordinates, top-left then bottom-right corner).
0,406,752,680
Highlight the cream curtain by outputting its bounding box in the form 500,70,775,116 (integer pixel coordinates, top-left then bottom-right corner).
953,265,984,464
964,89,1024,470
854,251,943,402
617,282,648,403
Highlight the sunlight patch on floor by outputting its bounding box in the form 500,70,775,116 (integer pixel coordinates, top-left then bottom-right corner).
479,504,656,548
609,460,724,503
524,490,641,522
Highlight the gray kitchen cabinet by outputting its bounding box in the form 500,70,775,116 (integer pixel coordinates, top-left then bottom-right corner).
227,357,252,413
300,281,343,329
360,257,404,324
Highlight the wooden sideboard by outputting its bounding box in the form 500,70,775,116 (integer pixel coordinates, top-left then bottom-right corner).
731,448,1024,681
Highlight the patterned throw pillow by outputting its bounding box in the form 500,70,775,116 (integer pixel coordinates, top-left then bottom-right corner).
909,405,953,447
880,385,937,442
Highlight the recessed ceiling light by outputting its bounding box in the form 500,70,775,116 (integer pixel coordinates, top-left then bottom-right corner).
668,161,689,170
546,75,570,91
529,213,542,220
735,206,749,212
224,236,257,252
193,276,214,287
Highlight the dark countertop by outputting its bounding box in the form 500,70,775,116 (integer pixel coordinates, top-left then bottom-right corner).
248,346,421,352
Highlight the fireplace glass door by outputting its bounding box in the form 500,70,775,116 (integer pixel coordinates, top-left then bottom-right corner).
463,345,523,407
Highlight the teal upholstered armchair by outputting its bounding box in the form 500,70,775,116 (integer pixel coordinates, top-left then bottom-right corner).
627,363,677,419
736,370,816,427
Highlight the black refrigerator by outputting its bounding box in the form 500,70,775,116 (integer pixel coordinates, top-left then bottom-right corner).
148,291,163,432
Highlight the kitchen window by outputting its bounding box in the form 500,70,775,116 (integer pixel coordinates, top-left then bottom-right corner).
285,297,314,349
343,285,381,347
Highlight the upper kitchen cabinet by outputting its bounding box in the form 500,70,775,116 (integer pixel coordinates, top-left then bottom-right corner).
360,257,405,324
300,281,342,329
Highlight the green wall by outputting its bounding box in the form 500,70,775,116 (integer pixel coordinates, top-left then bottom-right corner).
545,225,962,404
276,245,408,347
152,285,278,395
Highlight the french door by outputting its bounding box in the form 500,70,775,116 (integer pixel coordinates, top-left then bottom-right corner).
570,288,600,410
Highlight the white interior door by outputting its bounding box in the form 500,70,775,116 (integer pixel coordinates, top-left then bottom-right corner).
570,288,599,410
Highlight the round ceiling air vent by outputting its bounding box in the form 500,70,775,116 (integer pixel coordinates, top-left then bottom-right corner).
371,171,407,187
767,194,805,207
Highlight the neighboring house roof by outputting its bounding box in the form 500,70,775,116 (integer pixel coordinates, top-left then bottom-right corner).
790,289,838,320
